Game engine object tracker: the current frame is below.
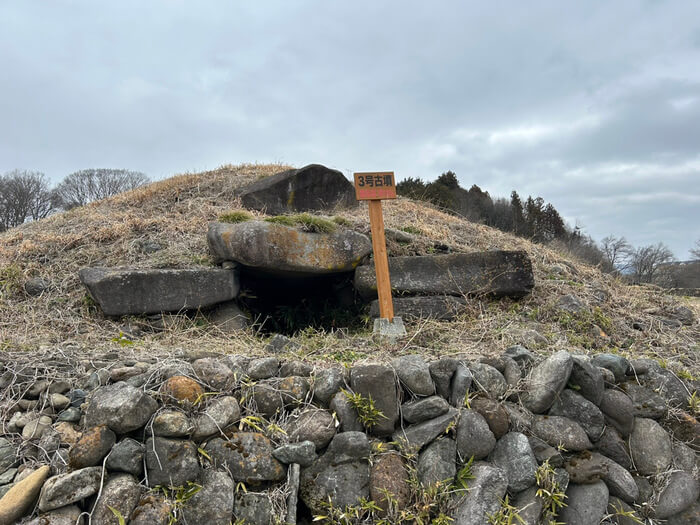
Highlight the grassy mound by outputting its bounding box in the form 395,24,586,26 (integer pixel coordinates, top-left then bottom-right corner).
0,163,697,384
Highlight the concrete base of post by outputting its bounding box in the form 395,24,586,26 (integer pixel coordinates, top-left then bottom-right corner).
373,317,407,342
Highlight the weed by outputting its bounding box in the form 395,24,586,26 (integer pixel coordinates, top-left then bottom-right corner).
265,213,337,233
676,368,696,381
454,456,475,490
219,210,254,223
342,390,387,430
190,254,212,265
0,264,23,297
488,495,525,525
605,502,643,524
535,460,567,521
332,216,352,226
688,391,700,416
400,225,423,235
155,482,202,525
110,332,134,347
108,506,127,525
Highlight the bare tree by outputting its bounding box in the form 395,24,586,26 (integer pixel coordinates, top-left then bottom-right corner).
0,170,55,231
53,168,149,209
600,235,632,271
628,242,675,284
691,239,700,260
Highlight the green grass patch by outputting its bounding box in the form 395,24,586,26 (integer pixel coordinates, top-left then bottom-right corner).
399,225,423,235
218,210,253,223
265,213,337,233
0,264,23,296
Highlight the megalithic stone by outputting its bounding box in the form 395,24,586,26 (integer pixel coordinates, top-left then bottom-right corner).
354,250,534,299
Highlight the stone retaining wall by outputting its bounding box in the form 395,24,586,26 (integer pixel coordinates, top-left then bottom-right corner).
1,346,698,524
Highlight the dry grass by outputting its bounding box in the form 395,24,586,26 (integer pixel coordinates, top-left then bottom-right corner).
0,163,698,381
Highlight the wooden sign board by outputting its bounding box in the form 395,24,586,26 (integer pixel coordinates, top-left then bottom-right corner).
354,172,396,201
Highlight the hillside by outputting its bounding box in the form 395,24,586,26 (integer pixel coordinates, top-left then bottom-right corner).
1,163,699,524
0,163,698,375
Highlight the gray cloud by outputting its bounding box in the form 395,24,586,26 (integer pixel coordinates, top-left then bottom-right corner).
1,1,699,257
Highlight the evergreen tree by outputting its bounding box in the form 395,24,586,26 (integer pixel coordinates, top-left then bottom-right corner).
510,191,524,234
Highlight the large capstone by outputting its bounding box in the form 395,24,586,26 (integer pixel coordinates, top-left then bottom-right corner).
79,267,238,316
237,164,357,214
354,251,534,299
208,221,371,274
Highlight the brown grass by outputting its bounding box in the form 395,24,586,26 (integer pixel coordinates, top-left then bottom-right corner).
1,163,698,381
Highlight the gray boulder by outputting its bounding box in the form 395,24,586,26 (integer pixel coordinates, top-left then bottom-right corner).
591,354,630,383
86,382,158,433
145,437,201,487
355,251,534,299
599,389,635,437
593,453,638,503
0,438,17,472
456,409,496,460
106,438,145,476
623,382,667,419
273,441,317,467
556,294,588,314
392,409,458,451
594,427,631,470
152,409,191,438
350,364,399,437
208,221,371,274
181,469,234,525
392,354,435,396
549,389,605,441
288,409,336,451
654,471,700,519
91,473,142,525
313,367,345,405
299,432,370,514
521,350,573,413
629,418,672,475
489,432,537,492
206,433,286,482
452,463,508,525
569,356,604,406
25,505,84,525
208,301,249,332
79,267,237,316
470,363,507,399
558,481,609,525
38,467,102,511
532,415,592,451
191,396,240,440
641,362,691,407
234,492,273,525
370,296,467,320
429,358,461,399
247,357,279,379
330,391,363,432
418,437,456,487
192,357,236,390
237,164,357,214
402,396,450,424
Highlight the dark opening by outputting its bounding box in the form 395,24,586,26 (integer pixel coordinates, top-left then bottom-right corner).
237,267,366,335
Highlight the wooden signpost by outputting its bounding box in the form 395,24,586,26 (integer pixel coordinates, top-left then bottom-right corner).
354,171,405,338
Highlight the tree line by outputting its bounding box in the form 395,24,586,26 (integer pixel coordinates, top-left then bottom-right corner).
0,168,149,232
397,172,699,285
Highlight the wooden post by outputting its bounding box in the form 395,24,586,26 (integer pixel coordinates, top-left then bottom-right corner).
354,171,397,324
368,199,393,321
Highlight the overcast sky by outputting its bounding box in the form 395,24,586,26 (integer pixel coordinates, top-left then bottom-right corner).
2,1,699,258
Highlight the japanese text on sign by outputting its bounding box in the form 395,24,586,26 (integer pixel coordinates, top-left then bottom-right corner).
354,172,397,200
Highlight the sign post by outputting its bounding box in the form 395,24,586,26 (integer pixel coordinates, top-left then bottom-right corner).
354,171,406,340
